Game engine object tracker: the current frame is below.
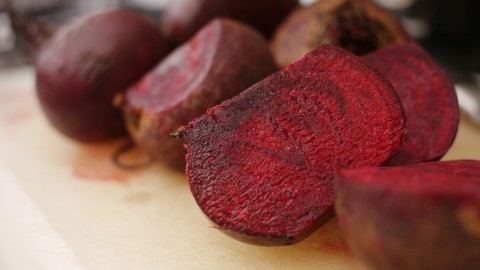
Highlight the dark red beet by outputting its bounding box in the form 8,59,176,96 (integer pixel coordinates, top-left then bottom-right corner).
162,0,299,46
33,10,168,142
271,0,414,68
121,18,277,169
183,45,406,245
335,160,480,270
363,44,459,165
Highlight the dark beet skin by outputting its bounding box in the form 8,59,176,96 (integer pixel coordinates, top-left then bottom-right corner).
162,0,299,47
122,18,277,169
183,45,406,245
271,0,414,68
335,160,480,270
36,10,168,143
363,44,459,165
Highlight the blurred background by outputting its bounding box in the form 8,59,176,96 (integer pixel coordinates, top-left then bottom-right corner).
0,0,479,120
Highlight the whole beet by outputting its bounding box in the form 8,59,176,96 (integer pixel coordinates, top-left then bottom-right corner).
162,0,299,47
271,0,413,68
34,10,168,142
335,161,480,270
121,18,277,169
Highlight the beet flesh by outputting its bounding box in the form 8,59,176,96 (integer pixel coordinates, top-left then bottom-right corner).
271,0,414,68
36,10,168,142
162,0,300,46
335,160,480,270
363,44,459,165
184,45,406,245
122,18,277,169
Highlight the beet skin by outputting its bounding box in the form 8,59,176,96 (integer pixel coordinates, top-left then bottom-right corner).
36,10,168,142
162,0,300,46
271,0,413,68
335,160,480,270
122,18,277,169
183,45,406,245
363,44,459,165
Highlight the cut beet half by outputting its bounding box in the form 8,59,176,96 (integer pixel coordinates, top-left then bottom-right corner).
121,18,277,169
363,44,459,165
183,45,406,245
335,160,480,270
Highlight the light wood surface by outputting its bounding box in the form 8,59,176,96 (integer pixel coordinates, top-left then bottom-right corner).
0,67,478,270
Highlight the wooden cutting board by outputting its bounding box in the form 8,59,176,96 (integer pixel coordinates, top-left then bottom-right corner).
1,67,478,270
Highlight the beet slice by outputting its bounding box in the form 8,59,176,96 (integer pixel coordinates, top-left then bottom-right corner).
335,160,480,270
363,44,459,165
121,18,277,169
271,0,413,68
183,45,406,245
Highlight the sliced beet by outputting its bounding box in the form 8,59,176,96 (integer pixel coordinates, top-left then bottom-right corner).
121,18,277,169
363,44,459,165
271,0,414,68
183,45,406,245
335,160,480,270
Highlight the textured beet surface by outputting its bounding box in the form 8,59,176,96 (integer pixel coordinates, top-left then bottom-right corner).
363,44,459,165
36,10,167,142
162,0,299,46
184,45,406,245
122,18,277,169
335,160,480,270
271,0,413,68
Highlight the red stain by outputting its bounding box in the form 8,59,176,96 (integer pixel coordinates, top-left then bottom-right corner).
314,219,354,257
72,140,148,183
3,110,33,127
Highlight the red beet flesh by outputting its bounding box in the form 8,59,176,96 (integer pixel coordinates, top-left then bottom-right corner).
122,18,277,169
184,45,406,245
162,0,300,46
36,10,168,142
335,160,480,270
363,44,459,165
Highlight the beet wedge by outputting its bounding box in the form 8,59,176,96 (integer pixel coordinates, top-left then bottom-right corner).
335,160,480,270
183,45,406,246
121,18,277,169
363,44,459,165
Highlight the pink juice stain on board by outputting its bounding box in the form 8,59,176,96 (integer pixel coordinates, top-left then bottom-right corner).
72,139,149,183
315,218,354,257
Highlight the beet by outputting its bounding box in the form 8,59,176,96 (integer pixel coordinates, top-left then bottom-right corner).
13,9,168,142
182,45,406,245
162,0,300,47
120,18,277,169
363,44,459,165
335,160,480,270
271,0,414,68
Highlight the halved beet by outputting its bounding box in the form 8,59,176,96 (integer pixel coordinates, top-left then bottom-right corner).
363,44,459,165
271,0,414,68
183,45,406,245
121,18,277,169
335,160,480,270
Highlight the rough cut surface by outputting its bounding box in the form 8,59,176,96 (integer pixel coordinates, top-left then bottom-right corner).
271,0,413,68
335,160,480,270
363,44,459,165
123,18,277,169
36,10,167,142
184,45,406,245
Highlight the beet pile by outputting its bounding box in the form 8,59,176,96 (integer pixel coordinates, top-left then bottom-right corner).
8,0,479,267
